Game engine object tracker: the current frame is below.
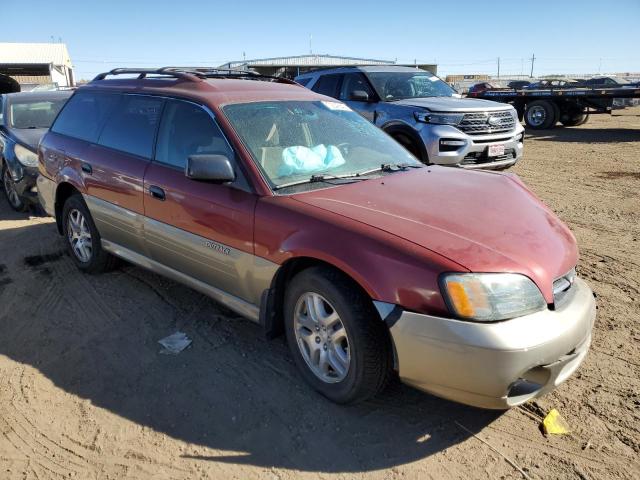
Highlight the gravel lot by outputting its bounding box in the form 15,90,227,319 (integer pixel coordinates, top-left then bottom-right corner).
0,111,638,480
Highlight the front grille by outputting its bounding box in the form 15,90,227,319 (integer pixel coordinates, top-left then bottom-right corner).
553,268,576,307
461,148,515,165
457,110,516,135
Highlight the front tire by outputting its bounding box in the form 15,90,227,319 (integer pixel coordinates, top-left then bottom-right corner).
2,165,27,212
392,133,427,164
284,266,393,404
62,194,117,273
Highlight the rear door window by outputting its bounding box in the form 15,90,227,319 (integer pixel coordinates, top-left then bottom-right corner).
311,74,342,98
51,91,119,142
97,95,164,158
155,100,234,169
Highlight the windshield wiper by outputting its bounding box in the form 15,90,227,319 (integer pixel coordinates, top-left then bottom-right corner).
380,163,423,171
273,164,422,190
273,173,370,190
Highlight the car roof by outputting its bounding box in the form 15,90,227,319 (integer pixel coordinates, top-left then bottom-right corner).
296,65,428,78
81,76,323,106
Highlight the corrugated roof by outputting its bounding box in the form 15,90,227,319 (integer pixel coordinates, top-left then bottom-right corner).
0,43,72,67
221,54,395,68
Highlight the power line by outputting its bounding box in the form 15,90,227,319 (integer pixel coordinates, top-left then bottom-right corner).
530,53,535,78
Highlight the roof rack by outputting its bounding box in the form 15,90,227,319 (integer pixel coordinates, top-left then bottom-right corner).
92,67,298,85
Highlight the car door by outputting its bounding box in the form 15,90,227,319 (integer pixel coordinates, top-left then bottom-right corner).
82,93,163,254
143,98,266,305
339,72,378,122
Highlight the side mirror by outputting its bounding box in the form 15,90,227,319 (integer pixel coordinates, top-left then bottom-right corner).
185,154,235,183
350,90,370,102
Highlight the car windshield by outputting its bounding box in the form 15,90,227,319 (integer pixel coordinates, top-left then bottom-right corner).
9,98,68,129
223,100,420,189
366,72,455,100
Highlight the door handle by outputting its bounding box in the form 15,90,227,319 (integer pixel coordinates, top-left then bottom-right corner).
149,185,166,201
81,162,92,174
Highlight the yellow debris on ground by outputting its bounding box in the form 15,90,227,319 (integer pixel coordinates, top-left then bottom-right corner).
542,409,571,435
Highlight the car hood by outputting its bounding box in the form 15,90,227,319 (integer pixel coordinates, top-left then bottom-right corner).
292,167,577,302
391,96,512,113
7,127,47,151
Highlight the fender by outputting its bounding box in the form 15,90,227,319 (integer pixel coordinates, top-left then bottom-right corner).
380,120,429,163
56,165,88,196
1,137,26,182
51,167,87,233
255,196,464,322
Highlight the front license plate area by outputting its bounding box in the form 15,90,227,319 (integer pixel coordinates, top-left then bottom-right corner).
488,144,505,157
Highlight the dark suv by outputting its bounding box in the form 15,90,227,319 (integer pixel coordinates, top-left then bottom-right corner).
1,90,72,210
296,66,524,170
37,67,595,408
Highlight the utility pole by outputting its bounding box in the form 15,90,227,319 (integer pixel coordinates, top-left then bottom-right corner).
530,53,535,78
598,58,602,74
497,57,500,79
309,35,313,55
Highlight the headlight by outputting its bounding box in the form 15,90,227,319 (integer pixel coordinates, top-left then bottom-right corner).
414,111,464,126
14,144,38,167
440,273,546,321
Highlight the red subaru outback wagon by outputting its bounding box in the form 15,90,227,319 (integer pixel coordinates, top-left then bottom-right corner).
38,68,596,409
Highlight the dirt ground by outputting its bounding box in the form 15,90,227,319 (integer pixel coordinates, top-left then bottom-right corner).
0,111,639,480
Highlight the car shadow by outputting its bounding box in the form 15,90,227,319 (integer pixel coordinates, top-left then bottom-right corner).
0,211,502,473
525,126,640,143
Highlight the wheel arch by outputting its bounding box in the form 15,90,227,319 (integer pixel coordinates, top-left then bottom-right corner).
380,121,429,163
260,256,379,339
54,181,82,234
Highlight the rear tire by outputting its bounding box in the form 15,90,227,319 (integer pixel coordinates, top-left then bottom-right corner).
562,113,589,126
62,194,118,274
284,266,393,404
524,100,558,129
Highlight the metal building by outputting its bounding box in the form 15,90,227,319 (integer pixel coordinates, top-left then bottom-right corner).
0,43,75,91
219,54,437,79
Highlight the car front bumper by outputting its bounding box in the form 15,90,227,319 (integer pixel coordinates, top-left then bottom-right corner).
379,277,596,409
7,164,39,204
418,123,525,170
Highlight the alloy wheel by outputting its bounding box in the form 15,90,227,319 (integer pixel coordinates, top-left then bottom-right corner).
67,209,93,263
3,168,21,208
293,292,351,383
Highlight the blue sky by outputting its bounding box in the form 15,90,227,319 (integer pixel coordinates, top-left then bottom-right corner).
3,0,639,80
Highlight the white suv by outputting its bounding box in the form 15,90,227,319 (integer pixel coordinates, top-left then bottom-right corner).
296,66,525,170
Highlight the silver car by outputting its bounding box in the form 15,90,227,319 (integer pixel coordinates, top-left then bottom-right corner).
295,66,525,170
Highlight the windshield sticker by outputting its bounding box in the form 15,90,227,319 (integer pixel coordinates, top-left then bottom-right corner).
321,101,352,112
429,76,439,81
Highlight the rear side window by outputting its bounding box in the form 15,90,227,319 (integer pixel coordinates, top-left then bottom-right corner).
296,77,312,87
155,100,233,169
51,91,119,142
311,74,342,98
98,95,163,158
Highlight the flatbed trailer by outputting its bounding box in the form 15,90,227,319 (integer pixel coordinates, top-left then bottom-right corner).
468,86,640,129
